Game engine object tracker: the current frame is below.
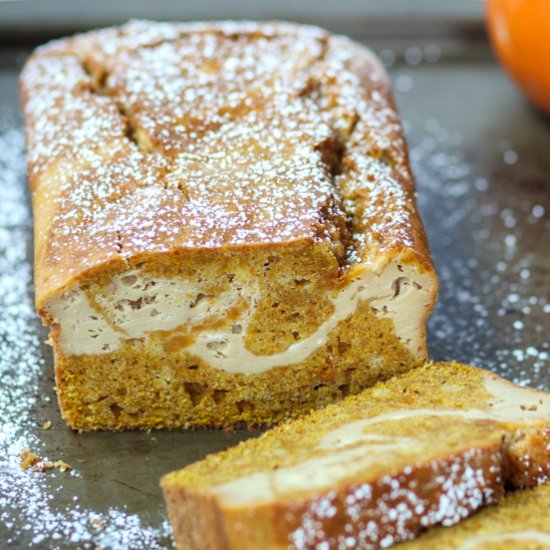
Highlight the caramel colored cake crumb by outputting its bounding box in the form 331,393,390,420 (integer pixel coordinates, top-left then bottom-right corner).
90,518,106,531
19,449,71,473
20,449,42,470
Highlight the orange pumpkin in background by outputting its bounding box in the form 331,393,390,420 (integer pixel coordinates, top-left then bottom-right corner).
486,0,550,115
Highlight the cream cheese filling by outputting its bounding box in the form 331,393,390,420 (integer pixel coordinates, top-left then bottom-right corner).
47,259,434,374
212,433,418,505
211,375,550,505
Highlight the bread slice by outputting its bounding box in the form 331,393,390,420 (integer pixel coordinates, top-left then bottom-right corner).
160,362,550,550
20,21,437,430
399,483,550,549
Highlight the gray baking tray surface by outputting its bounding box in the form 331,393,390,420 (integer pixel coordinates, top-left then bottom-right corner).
1,20,549,550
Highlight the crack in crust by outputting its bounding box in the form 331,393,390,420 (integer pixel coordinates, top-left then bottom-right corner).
81,57,154,154
114,230,124,255
81,52,190,206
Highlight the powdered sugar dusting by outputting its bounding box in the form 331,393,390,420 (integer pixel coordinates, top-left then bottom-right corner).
0,113,29,226
407,105,550,390
288,449,499,550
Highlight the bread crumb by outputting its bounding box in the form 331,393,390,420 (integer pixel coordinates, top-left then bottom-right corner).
90,518,105,531
19,449,42,470
52,460,72,472
19,449,71,472
42,420,52,430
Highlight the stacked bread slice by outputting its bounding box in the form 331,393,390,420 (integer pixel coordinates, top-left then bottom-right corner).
400,482,550,549
161,362,550,549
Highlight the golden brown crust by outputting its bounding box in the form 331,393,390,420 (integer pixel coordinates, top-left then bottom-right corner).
164,488,230,550
503,426,550,489
20,20,436,312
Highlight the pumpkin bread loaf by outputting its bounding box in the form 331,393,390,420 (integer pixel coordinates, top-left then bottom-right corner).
21,21,437,430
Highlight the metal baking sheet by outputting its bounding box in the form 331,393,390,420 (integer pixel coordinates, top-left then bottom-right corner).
1,16,549,550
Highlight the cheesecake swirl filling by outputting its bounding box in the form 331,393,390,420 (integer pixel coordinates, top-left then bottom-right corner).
47,259,432,374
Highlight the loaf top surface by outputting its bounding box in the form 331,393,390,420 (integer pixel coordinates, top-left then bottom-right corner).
161,361,550,499
21,20,434,307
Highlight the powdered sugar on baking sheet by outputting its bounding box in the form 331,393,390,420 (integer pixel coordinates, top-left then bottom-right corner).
0,114,173,549
411,115,550,390
0,112,29,227
398,79,550,390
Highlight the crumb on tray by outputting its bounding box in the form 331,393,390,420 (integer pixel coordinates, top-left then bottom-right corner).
90,518,106,531
20,449,71,472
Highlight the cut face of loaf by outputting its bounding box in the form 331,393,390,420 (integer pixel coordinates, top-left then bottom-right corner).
399,483,550,549
161,363,550,550
48,258,432,373
21,21,437,430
